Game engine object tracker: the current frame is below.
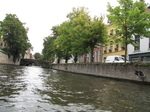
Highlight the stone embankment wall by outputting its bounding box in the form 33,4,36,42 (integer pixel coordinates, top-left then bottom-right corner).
0,52,20,65
51,64,150,83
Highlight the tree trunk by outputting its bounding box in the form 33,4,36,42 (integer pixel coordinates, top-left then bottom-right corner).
74,53,78,63
65,56,68,63
124,42,128,63
90,46,94,63
57,58,60,64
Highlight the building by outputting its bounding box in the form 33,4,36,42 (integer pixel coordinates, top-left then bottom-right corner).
24,49,34,59
79,24,126,63
128,37,150,62
94,46,103,63
0,36,6,48
128,3,150,63
0,36,20,65
102,25,126,62
53,55,76,63
1,36,33,61
78,54,90,63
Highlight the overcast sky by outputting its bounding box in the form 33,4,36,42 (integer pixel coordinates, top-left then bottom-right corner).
0,0,149,54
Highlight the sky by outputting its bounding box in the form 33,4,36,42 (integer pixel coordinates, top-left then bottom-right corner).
0,0,149,54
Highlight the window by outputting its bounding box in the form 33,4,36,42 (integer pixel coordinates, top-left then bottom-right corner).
121,44,125,50
143,56,150,63
114,57,119,61
109,44,113,52
96,51,98,62
115,44,119,51
4,43,7,47
134,35,140,50
104,47,107,53
99,50,102,62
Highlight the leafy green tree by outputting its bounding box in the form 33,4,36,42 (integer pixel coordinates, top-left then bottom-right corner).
66,7,91,63
0,22,3,36
42,36,56,62
1,14,31,63
42,26,59,63
107,0,150,62
85,17,108,62
43,7,107,63
55,21,73,63
34,52,42,60
54,8,91,63
67,7,108,62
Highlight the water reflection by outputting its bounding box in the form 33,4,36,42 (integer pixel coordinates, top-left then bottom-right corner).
0,65,150,112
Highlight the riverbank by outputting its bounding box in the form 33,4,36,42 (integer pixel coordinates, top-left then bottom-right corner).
0,52,20,65
51,63,150,83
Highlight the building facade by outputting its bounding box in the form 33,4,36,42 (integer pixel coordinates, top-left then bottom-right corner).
24,49,34,59
0,36,33,65
128,3,150,63
0,36,6,48
102,25,126,62
128,36,150,63
94,46,103,63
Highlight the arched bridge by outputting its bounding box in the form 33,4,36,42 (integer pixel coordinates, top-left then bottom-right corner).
20,59,50,68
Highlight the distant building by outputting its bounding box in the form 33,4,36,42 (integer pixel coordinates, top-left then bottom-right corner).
24,49,34,59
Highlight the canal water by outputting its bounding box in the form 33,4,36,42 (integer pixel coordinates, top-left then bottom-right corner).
0,65,150,112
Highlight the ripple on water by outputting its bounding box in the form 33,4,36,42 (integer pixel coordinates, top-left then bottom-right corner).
0,65,150,112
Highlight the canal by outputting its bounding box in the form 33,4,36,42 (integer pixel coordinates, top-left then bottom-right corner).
0,65,150,112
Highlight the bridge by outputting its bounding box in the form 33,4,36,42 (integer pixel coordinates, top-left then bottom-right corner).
20,59,50,68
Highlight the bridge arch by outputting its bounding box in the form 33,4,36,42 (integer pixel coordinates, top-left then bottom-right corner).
20,59,44,66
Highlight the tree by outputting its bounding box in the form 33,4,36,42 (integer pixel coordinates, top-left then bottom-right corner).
107,0,150,62
54,7,91,63
42,26,59,63
42,36,56,62
0,22,3,36
66,7,91,63
85,17,108,62
55,21,72,63
43,7,107,63
67,7,108,62
1,14,31,63
34,52,42,60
